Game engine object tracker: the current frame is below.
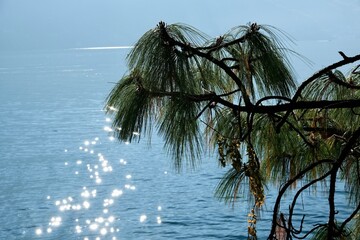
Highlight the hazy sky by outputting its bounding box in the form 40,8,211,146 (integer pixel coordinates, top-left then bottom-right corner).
0,0,359,75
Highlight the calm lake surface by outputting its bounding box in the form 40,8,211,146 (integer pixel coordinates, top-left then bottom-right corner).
0,49,353,239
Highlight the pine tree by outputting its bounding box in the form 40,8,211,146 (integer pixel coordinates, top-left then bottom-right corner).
105,21,360,239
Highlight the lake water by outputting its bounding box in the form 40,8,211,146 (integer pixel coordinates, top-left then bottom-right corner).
0,48,353,239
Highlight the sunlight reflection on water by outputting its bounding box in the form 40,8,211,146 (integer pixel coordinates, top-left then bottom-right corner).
2,46,358,240
34,116,160,239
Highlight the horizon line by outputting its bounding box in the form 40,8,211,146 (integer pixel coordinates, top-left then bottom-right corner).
74,46,134,50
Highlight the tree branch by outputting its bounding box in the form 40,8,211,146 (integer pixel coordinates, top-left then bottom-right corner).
288,168,333,237
339,200,360,233
158,21,253,107
268,159,334,239
142,84,360,115
327,71,360,90
276,53,360,131
241,99,360,113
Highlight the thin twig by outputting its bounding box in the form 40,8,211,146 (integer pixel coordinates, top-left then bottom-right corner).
268,159,334,239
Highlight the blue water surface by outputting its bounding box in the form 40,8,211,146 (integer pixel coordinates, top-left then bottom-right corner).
0,49,353,239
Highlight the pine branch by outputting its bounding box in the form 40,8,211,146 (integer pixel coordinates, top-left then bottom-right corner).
157,21,253,107
276,53,360,132
268,159,334,239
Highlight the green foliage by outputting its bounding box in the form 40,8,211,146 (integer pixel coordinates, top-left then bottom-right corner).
157,98,203,169
352,216,360,239
106,72,153,142
127,23,207,93
310,223,353,240
215,167,246,204
226,24,296,99
105,21,360,239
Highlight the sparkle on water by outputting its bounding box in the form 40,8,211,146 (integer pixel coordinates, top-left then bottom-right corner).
139,214,147,223
35,115,163,238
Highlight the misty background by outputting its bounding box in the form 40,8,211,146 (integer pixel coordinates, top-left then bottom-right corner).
1,0,359,74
